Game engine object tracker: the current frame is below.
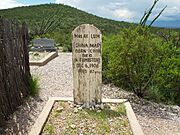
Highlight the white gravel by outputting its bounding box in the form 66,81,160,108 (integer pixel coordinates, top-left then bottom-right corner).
31,53,73,100
3,53,180,135
103,84,180,135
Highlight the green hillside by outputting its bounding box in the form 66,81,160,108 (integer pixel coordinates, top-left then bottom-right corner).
0,4,133,50
0,4,179,51
0,4,179,105
0,4,130,33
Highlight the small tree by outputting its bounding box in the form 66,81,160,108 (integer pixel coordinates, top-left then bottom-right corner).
103,27,172,97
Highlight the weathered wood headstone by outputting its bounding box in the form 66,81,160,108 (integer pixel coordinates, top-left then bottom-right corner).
72,24,102,107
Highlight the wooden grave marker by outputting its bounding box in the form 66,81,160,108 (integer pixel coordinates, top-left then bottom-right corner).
72,24,102,107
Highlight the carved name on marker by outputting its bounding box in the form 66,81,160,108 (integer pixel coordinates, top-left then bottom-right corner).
72,24,102,107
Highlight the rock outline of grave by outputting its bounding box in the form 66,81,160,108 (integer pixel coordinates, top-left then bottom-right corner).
31,38,57,52
29,52,58,66
30,24,143,135
29,97,144,135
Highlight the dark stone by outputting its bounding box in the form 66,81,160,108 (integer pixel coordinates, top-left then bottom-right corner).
31,38,57,52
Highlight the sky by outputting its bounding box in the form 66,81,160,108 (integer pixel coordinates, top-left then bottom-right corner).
0,0,180,23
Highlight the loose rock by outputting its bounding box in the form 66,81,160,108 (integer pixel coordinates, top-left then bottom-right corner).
70,124,76,129
74,108,78,113
56,107,63,112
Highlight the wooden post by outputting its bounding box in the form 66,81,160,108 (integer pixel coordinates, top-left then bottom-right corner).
72,24,102,108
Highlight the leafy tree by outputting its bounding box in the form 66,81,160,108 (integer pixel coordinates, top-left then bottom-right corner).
153,32,180,104
103,26,174,98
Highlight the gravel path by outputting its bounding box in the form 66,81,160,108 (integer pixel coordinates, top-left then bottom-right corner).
103,84,180,135
3,53,180,135
31,53,73,100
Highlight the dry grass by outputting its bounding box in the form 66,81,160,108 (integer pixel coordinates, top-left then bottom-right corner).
29,51,49,61
42,101,133,135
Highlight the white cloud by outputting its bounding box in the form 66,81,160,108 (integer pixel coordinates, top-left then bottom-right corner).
113,9,135,20
55,0,180,22
55,0,81,8
0,0,26,9
1,0,179,22
55,0,137,21
158,6,180,20
99,5,136,21
162,0,180,6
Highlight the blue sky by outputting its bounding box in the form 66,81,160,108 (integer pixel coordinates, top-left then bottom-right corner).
0,0,180,23
16,0,54,5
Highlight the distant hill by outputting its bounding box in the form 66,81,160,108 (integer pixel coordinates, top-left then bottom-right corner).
149,20,180,28
0,4,131,35
0,4,179,51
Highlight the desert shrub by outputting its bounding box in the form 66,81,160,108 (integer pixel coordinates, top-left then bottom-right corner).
153,37,180,104
103,26,179,104
50,32,71,52
29,76,40,97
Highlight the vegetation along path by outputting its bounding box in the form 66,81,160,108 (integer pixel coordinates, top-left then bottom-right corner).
4,53,180,135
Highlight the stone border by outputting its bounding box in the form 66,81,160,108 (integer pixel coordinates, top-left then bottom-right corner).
29,97,144,135
29,52,58,66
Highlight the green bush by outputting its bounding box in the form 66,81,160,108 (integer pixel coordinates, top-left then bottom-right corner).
154,39,180,104
103,26,179,104
49,32,71,52
29,76,40,97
